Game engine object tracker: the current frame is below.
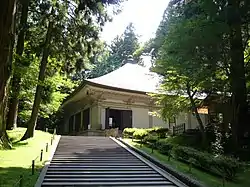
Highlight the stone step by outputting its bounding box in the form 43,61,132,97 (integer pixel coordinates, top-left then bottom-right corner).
47,167,153,171
44,174,161,178
49,162,146,166
52,156,135,159
43,177,167,182
48,165,149,168
41,136,178,187
51,158,140,163
54,153,133,156
45,170,158,175
41,180,173,186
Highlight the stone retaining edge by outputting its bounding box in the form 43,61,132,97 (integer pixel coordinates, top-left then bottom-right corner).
117,138,206,187
35,135,61,187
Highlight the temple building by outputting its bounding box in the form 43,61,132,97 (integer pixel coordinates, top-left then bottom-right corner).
59,58,208,135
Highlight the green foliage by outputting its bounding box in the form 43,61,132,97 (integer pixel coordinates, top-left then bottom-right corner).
123,127,169,140
18,57,76,123
122,128,137,138
168,133,203,149
214,155,243,180
143,134,158,145
132,129,148,140
11,0,123,128
150,0,234,132
87,23,140,78
156,139,174,155
172,146,243,179
154,127,169,139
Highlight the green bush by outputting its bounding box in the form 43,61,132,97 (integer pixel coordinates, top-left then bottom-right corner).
123,128,137,138
145,128,157,134
156,139,175,155
167,134,202,149
155,128,169,138
133,129,148,140
172,146,242,179
214,155,243,179
143,134,158,145
173,146,212,169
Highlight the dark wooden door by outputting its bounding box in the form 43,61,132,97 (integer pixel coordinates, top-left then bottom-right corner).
105,108,110,129
69,115,74,133
75,112,81,132
121,110,132,130
83,108,90,130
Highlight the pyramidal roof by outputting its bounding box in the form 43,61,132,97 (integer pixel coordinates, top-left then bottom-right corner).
62,57,207,107
86,58,162,93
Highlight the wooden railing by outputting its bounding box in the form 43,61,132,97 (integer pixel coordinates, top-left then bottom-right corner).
173,123,185,136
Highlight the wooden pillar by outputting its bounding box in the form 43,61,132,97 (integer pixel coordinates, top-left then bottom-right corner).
96,104,101,129
73,115,76,131
149,109,153,128
105,107,110,129
89,107,92,130
64,117,69,134
80,110,83,130
188,113,192,129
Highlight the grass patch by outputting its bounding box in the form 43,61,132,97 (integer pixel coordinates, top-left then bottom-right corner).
0,128,58,187
123,138,250,187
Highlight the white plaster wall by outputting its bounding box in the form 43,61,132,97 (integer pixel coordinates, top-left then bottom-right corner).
176,113,187,125
132,107,149,128
201,114,208,126
152,116,168,128
190,113,208,129
101,107,105,129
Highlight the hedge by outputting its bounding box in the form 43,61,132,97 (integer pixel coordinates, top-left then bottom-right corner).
152,139,243,180
154,128,169,138
143,134,158,146
172,146,243,179
122,127,244,180
133,129,148,140
123,128,137,138
156,139,175,155
123,127,169,140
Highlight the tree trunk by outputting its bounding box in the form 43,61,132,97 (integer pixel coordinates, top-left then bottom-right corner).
7,0,30,130
7,76,21,129
0,0,17,148
227,0,249,154
187,84,206,147
21,16,54,140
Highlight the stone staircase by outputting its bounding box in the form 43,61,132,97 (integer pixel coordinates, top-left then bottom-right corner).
41,136,180,186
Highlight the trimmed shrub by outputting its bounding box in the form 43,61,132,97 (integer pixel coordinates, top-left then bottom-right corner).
123,128,137,138
133,129,148,140
156,139,175,155
165,133,202,149
214,155,243,179
155,128,169,138
145,128,157,134
143,134,158,146
173,146,212,169
172,146,243,180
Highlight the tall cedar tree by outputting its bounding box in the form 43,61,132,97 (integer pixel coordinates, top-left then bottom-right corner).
0,0,17,148
7,0,30,130
20,0,123,140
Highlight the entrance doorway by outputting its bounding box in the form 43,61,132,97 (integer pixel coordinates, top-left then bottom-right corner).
82,108,90,130
105,108,132,130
